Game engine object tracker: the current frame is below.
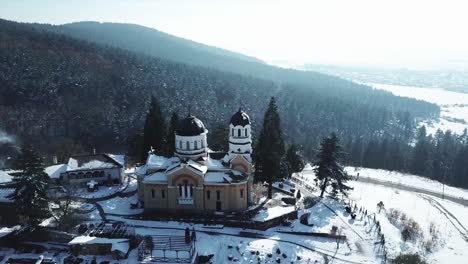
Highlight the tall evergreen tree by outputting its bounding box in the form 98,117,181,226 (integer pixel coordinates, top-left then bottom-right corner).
285,144,305,178
8,144,49,225
313,133,352,198
142,96,166,161
127,132,144,165
254,97,285,198
164,112,179,156
349,137,364,167
209,123,229,152
411,126,431,176
387,137,405,171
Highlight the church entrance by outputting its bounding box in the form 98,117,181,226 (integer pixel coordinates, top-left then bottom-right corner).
216,201,222,211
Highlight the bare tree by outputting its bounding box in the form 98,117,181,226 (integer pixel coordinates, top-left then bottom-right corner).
252,183,267,203
49,184,84,231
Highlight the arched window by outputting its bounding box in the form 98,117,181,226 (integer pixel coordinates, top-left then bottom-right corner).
186,141,190,150
194,141,198,149
179,140,182,150
231,128,234,136
238,129,241,137
183,180,188,197
201,139,204,148
179,184,182,197
245,128,248,137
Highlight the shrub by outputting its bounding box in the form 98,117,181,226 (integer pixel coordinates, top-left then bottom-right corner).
392,253,427,264
386,208,422,242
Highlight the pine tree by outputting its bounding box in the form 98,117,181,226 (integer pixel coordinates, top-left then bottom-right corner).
164,112,179,156
285,144,305,178
313,133,352,198
127,132,144,165
209,123,229,152
411,126,431,176
142,96,166,161
254,97,285,198
7,144,49,225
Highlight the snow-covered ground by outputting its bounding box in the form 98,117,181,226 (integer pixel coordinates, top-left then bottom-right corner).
295,164,468,263
344,167,468,201
368,83,468,135
349,181,468,264
98,194,143,215
73,184,123,199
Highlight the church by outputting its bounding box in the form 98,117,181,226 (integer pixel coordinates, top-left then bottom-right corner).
136,109,254,213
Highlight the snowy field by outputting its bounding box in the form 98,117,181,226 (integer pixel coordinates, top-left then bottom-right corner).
294,165,468,263
349,181,468,264
368,83,468,135
344,167,468,201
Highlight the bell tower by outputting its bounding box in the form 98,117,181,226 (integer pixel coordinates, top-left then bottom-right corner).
228,108,252,161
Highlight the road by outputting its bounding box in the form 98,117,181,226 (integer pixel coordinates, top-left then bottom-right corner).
356,176,468,207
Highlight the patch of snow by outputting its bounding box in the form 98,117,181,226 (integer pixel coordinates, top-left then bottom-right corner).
147,154,171,169
0,170,12,184
253,205,296,222
204,157,225,169
345,167,468,201
143,172,167,183
0,225,20,238
67,158,115,171
187,160,207,174
99,194,143,216
68,236,129,253
44,164,68,179
204,172,232,183
107,154,125,166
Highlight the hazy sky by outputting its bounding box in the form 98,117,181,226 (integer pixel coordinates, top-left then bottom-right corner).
1,0,467,69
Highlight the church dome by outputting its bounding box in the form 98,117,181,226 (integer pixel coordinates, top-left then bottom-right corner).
230,108,250,127
176,115,206,136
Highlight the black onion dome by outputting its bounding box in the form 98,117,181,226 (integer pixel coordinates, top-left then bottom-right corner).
230,108,250,126
176,115,206,136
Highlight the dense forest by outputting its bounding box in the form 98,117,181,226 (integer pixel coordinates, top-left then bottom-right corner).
2,19,461,187
345,127,468,188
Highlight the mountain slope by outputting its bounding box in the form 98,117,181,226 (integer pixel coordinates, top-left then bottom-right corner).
0,19,439,161
31,22,397,91
35,21,264,66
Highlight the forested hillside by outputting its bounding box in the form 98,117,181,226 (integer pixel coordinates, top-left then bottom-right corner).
34,22,264,68
0,19,439,165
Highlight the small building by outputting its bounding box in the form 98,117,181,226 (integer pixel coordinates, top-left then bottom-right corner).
55,154,125,186
136,109,254,213
68,235,130,260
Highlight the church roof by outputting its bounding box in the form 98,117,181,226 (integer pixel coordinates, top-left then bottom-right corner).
230,108,250,127
176,115,206,136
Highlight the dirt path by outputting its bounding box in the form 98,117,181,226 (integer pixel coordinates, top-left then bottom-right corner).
356,177,468,207
419,194,468,243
